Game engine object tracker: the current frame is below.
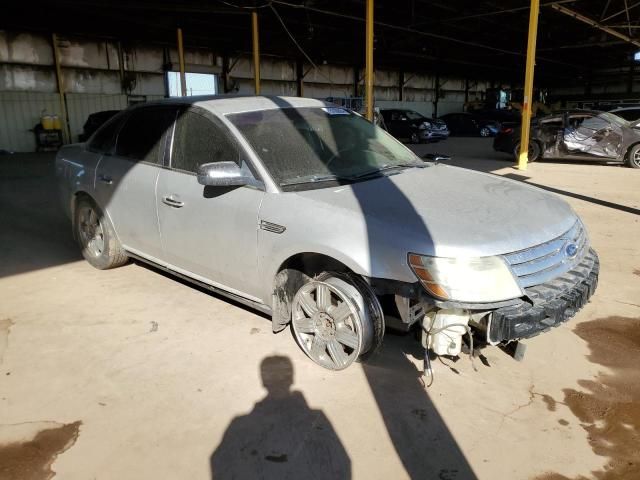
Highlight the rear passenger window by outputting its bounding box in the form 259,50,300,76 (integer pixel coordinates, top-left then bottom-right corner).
171,110,240,173
88,114,125,153
116,107,177,163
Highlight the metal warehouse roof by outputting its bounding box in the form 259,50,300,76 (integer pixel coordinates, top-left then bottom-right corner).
4,0,640,86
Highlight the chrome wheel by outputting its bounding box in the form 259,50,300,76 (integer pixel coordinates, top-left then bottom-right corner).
77,206,105,257
291,277,371,370
479,127,491,137
633,149,640,168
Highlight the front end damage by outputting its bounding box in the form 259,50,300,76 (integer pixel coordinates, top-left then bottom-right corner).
371,247,599,371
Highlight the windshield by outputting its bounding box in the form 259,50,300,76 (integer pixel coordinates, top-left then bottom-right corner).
227,107,422,189
404,111,425,120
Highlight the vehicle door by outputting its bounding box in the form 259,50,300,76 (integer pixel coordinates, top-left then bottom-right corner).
562,113,623,159
94,106,178,260
534,116,563,158
156,107,265,300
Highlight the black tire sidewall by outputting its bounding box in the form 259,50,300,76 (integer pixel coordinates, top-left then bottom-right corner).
513,140,540,162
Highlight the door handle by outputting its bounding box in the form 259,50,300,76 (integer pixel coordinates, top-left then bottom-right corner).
98,174,112,185
162,195,184,208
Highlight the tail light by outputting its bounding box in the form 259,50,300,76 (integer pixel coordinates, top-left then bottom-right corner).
501,127,514,134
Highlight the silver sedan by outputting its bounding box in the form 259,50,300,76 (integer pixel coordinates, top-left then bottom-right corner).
56,96,598,371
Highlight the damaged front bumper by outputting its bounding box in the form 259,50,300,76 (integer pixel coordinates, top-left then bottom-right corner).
368,248,599,348
488,247,599,343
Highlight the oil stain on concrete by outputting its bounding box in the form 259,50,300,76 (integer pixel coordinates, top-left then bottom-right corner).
536,316,640,480
0,421,81,480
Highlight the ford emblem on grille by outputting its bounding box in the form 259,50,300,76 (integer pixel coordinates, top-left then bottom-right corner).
565,243,578,258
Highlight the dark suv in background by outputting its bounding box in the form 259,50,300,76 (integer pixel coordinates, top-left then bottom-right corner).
380,109,449,143
78,110,120,142
439,112,503,137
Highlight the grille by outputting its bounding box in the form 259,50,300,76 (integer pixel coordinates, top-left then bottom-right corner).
503,221,588,289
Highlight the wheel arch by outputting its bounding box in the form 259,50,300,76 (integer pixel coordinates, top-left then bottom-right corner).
271,252,357,333
71,191,121,244
70,191,94,239
625,141,640,166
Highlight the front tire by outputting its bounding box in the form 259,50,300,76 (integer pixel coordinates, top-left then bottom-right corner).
290,272,383,370
410,132,420,144
627,144,640,168
479,127,491,137
74,197,128,270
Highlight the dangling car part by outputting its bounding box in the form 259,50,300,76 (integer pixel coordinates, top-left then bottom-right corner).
56,95,599,373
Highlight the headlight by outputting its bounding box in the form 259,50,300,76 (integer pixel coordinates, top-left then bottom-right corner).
408,253,523,303
418,122,431,130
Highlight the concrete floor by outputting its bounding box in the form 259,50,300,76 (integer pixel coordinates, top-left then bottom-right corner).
0,138,638,480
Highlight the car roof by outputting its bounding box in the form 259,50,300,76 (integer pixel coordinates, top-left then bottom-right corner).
138,95,334,115
540,109,602,119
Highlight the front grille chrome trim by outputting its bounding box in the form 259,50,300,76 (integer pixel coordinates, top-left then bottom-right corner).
503,220,588,289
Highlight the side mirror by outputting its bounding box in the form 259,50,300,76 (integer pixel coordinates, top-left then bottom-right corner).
421,153,451,163
197,161,252,187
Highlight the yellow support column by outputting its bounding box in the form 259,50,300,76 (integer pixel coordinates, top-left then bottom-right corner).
51,33,71,144
365,0,374,121
518,0,541,170
252,11,261,95
177,28,187,97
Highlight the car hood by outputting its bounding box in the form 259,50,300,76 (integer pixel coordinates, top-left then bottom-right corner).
291,164,577,258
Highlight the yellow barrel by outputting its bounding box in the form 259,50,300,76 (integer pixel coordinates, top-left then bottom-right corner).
51,114,62,130
41,115,54,130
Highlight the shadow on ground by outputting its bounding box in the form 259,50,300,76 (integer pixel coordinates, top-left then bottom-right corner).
210,355,351,480
0,153,81,278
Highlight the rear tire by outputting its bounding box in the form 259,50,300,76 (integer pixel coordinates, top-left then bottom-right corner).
410,132,420,144
513,140,540,163
290,272,384,370
626,144,640,168
74,197,128,270
479,127,491,137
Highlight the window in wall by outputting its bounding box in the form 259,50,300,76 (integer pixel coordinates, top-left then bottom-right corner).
167,72,218,97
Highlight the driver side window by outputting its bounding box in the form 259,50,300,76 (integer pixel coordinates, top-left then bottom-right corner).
171,110,240,173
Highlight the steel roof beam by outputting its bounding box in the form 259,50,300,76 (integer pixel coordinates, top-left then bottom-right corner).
550,3,640,48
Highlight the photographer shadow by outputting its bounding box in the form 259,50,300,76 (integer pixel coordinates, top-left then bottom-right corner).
210,355,350,480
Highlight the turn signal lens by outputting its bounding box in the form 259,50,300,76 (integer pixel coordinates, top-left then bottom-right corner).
408,253,523,303
408,254,449,299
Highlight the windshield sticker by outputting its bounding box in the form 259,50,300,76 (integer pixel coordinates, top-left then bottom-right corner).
322,107,350,116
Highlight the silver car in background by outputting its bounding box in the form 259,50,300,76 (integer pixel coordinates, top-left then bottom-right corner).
56,96,599,371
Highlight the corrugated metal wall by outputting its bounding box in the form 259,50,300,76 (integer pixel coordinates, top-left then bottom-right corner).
1,30,493,151
0,91,60,152
0,92,168,151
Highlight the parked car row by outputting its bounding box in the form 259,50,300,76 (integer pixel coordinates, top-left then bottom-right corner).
379,108,515,144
